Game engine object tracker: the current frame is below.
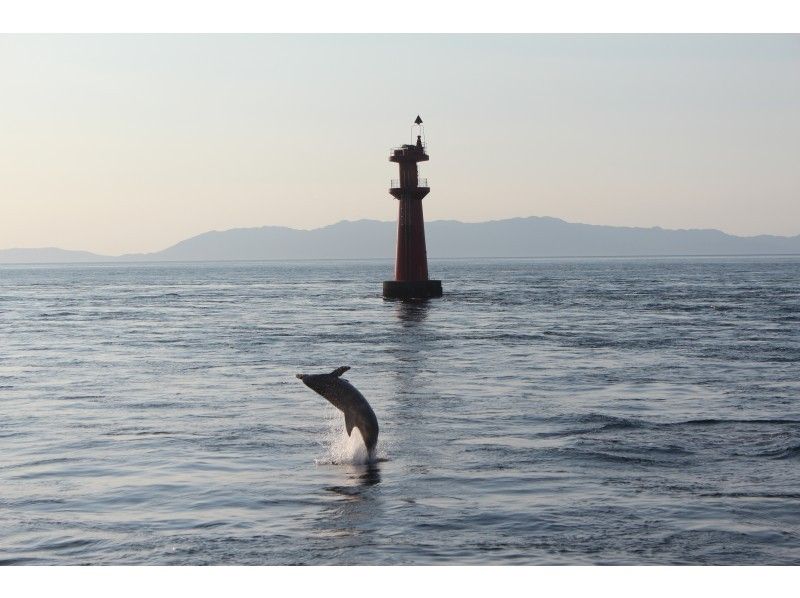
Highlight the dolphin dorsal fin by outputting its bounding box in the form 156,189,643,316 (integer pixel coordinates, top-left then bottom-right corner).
330,366,350,377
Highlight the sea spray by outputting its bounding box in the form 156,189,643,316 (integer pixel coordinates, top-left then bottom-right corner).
315,407,384,465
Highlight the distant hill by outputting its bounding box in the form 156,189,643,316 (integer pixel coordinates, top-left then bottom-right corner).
2,217,799,264
122,220,395,262
0,247,113,264
122,217,800,260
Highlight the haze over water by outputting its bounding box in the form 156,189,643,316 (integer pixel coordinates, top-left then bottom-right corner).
1,258,799,564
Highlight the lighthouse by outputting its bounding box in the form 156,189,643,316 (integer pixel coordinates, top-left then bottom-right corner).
382,116,443,299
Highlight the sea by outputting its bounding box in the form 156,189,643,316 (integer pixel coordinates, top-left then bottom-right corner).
1,258,799,565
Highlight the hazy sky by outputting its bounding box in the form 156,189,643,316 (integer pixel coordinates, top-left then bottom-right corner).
2,34,799,254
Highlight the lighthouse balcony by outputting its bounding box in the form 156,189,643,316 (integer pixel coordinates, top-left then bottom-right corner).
389,181,430,201
390,178,428,190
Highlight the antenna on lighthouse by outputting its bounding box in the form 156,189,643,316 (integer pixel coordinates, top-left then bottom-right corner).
412,115,425,148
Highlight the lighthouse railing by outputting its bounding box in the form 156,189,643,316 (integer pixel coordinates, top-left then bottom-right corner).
390,178,428,189
389,143,427,153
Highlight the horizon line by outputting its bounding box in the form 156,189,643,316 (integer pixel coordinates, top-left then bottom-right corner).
2,255,800,268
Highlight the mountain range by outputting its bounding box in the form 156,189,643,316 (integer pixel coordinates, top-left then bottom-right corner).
2,217,799,264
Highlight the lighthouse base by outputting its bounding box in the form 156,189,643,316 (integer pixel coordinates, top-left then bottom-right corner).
383,280,443,300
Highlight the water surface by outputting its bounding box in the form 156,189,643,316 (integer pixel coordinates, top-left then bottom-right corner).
1,258,799,564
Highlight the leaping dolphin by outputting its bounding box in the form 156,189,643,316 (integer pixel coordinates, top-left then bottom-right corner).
295,366,379,457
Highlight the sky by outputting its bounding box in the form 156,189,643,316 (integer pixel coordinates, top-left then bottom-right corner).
1,34,799,255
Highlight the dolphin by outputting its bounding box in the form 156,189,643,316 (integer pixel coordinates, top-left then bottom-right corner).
295,366,379,456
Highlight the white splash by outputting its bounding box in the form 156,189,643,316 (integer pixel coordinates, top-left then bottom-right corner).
314,408,383,465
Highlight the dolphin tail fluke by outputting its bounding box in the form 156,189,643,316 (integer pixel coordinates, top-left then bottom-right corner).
330,366,350,377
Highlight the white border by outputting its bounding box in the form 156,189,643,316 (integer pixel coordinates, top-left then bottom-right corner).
1,0,799,32
2,566,799,597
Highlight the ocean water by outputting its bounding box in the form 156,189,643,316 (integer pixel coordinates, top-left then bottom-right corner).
1,258,799,565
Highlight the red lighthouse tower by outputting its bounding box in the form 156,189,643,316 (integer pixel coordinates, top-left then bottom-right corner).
383,116,443,299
